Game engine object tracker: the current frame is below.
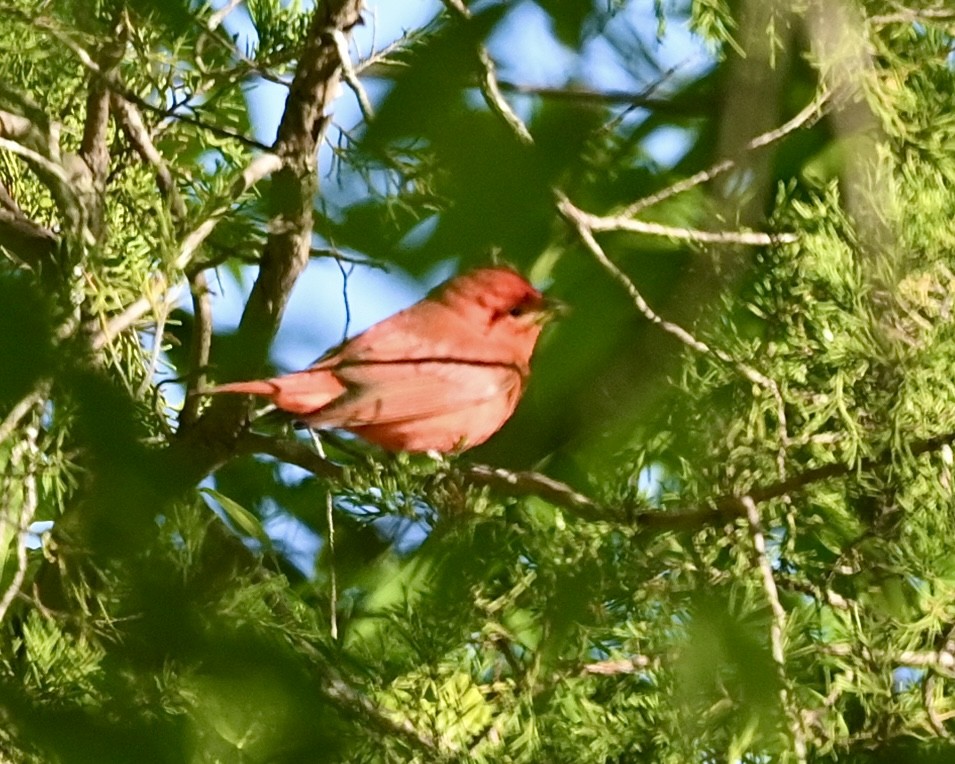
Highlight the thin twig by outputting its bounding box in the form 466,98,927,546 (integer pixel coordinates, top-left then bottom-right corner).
802,672,851,737
330,28,374,121
147,98,269,151
135,292,169,398
595,60,689,139
495,80,703,112
355,32,422,75
309,431,338,640
464,464,602,519
114,90,209,419
24,12,269,151
621,89,832,218
440,0,534,145
93,150,281,354
741,495,807,762
91,279,184,351
565,197,797,246
179,271,212,429
926,672,952,737
335,258,354,341
207,0,244,30
324,676,442,751
111,93,186,219
619,91,832,218
325,489,338,639
476,48,533,145
176,152,283,271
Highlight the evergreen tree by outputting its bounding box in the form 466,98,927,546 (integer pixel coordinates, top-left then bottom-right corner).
2,0,955,761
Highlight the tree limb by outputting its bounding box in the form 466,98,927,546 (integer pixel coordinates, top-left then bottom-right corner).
0,199,57,267
78,19,124,241
174,0,364,460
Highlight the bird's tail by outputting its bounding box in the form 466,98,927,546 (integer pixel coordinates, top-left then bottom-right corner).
206,370,346,418
207,380,279,396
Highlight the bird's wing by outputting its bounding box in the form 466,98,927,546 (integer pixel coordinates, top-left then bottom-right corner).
311,300,485,369
302,359,524,428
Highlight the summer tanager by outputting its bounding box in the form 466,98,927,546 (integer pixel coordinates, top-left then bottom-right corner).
209,267,558,453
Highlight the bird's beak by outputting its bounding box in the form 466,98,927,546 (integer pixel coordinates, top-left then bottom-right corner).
536,296,569,324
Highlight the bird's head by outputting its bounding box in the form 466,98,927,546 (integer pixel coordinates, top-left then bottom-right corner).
438,267,564,363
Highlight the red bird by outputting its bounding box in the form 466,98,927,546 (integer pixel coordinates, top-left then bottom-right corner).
209,267,559,453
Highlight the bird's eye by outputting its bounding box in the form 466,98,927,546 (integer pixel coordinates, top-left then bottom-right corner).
508,306,524,317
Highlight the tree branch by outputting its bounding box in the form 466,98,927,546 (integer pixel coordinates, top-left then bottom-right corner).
207,0,244,30
462,464,604,519
870,8,955,25
497,81,708,112
0,199,57,267
224,423,955,545
324,676,442,752
20,10,269,152
110,93,186,221
0,382,49,447
179,270,212,429
234,432,344,480
78,20,124,241
330,27,375,122
175,0,364,458
580,655,655,675
562,195,797,246
0,79,94,245
90,277,183,352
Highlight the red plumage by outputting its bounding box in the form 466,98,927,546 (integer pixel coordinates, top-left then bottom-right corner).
208,267,556,453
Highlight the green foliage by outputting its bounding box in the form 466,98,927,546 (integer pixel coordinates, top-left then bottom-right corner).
3,0,955,762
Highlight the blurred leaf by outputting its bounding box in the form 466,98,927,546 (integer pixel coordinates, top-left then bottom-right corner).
535,0,597,46
201,487,269,544
0,274,55,410
674,591,782,738
125,0,193,36
363,7,506,148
